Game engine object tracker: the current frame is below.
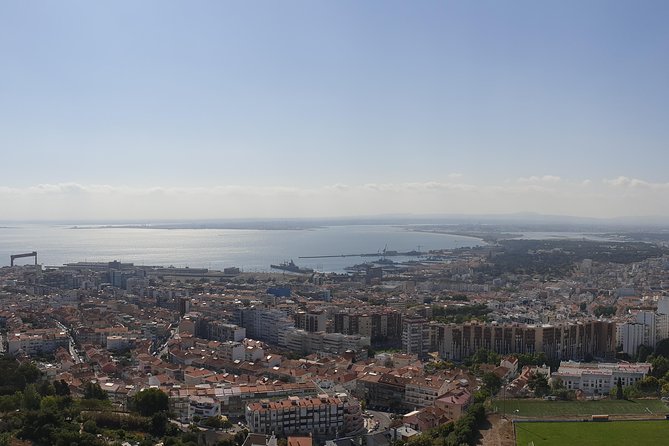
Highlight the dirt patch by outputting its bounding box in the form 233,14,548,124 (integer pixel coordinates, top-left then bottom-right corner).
478,413,516,446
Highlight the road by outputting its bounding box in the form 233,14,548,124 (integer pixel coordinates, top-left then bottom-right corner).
53,319,82,363
366,410,392,432
154,324,179,357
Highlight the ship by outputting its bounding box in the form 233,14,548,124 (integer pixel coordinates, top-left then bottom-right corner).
270,259,314,274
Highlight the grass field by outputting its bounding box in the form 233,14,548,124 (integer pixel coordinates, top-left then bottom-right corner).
515,420,669,446
494,398,668,418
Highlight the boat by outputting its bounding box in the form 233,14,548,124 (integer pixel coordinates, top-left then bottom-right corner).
270,259,314,274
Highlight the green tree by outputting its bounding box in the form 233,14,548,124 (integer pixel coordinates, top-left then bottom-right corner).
234,429,249,446
83,419,99,435
661,382,669,397
637,344,653,362
151,411,169,436
650,355,669,378
470,348,500,365
655,338,669,358
38,380,55,397
636,376,659,395
53,379,71,396
22,383,42,410
83,381,108,400
527,373,550,397
132,388,169,416
482,372,502,394
616,377,624,400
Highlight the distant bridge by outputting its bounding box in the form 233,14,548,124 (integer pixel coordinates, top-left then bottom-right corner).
10,251,37,266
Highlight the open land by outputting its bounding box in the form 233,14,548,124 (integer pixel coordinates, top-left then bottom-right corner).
514,420,669,446
495,399,668,418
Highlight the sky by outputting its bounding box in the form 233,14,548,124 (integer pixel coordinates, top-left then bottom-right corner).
1,0,668,221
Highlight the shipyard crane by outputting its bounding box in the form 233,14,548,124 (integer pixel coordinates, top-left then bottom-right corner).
10,251,37,266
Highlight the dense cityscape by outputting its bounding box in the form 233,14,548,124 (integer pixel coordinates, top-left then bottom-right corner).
2,229,669,445
3,2,669,445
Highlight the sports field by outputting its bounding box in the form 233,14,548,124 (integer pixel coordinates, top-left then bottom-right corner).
515,420,669,446
494,398,667,418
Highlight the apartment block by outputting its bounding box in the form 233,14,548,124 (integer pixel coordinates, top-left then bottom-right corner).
431,320,616,361
245,394,363,440
7,329,69,356
404,375,450,408
402,317,430,359
552,361,651,395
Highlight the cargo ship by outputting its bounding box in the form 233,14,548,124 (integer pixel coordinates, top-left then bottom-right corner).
270,259,314,274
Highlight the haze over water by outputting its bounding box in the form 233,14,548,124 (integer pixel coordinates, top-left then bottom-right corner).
0,224,483,273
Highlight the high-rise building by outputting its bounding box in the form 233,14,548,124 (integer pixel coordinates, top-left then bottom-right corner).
402,317,430,359
431,320,616,361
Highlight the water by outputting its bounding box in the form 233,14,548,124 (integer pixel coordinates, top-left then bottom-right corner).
506,231,624,242
0,224,483,273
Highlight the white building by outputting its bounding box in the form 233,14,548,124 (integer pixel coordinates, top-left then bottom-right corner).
658,296,669,315
8,330,69,356
405,376,450,408
189,395,221,419
218,341,246,362
246,394,363,440
552,361,650,395
617,322,645,357
636,311,657,349
402,317,430,359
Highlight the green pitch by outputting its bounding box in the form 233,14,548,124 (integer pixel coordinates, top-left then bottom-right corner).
494,399,667,417
515,420,669,446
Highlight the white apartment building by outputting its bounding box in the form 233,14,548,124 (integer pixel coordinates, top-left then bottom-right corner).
245,394,363,440
282,329,370,356
405,376,450,409
552,361,651,395
617,322,645,357
188,395,221,419
218,341,246,362
8,330,69,356
636,311,657,349
402,317,430,359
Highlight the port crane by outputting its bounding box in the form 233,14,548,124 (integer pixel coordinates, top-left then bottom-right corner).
10,251,37,266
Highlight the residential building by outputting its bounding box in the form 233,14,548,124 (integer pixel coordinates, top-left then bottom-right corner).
246,394,363,440
552,361,651,395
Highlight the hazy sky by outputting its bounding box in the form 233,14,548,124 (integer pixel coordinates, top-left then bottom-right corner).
1,1,668,220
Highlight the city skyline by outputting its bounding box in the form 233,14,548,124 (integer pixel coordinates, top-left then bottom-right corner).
2,1,668,220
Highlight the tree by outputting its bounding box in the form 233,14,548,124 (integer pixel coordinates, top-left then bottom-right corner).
470,348,500,365
132,388,169,416
17,362,42,384
38,380,55,397
151,411,169,436
616,377,624,400
22,383,42,410
83,420,99,435
203,416,232,429
482,372,502,394
83,381,108,400
637,344,653,362
53,380,70,396
636,376,659,395
655,338,669,358
650,355,669,378
661,382,669,397
550,376,565,392
527,373,550,397
234,429,249,446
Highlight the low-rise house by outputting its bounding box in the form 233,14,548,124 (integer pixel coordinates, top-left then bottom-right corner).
403,406,450,432
434,387,471,421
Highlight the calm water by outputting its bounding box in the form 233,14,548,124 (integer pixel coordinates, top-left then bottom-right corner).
0,225,483,273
